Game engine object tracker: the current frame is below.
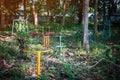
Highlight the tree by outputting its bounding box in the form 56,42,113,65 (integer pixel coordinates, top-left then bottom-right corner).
70,0,84,24
46,0,59,24
24,0,27,19
83,0,89,51
62,0,67,26
94,0,98,34
31,0,38,27
0,0,5,29
0,0,22,29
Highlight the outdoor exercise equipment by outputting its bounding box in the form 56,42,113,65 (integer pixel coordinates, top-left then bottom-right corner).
42,27,50,47
22,33,64,76
12,17,28,35
24,50,51,76
55,33,64,55
12,17,29,53
23,44,27,52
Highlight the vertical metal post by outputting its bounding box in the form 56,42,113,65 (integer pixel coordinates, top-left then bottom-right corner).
59,34,62,53
37,51,41,76
19,21,22,31
60,35,62,46
12,20,15,35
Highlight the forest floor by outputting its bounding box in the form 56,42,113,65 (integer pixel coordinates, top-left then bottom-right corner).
0,50,102,80
0,31,120,80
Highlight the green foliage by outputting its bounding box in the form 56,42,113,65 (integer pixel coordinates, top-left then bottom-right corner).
54,53,77,79
0,67,25,80
37,22,63,33
89,7,94,13
0,41,19,60
14,21,28,37
89,42,120,79
28,22,37,31
16,52,28,59
48,22,63,32
14,21,30,53
69,6,78,14
40,74,49,80
61,61,77,79
0,21,120,80
28,44,43,51
90,43,107,56
75,25,83,42
117,7,120,13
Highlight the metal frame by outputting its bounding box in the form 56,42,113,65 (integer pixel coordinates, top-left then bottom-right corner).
12,17,28,35
42,27,50,47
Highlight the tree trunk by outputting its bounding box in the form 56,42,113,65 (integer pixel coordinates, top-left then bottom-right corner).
31,0,38,27
0,13,6,30
0,1,6,30
78,12,83,24
94,0,98,35
78,0,84,24
24,0,27,19
103,0,105,21
62,14,65,26
62,0,66,26
83,0,89,51
47,11,50,24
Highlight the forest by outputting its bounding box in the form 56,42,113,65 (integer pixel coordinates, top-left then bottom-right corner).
0,0,120,80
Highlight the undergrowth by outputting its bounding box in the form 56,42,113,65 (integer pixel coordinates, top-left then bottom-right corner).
0,22,120,80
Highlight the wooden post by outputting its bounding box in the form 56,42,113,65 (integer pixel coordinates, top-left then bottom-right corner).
37,51,41,76
24,0,27,19
1,13,6,29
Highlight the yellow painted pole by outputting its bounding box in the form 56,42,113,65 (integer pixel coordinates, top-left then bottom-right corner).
37,51,41,76
23,50,51,77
